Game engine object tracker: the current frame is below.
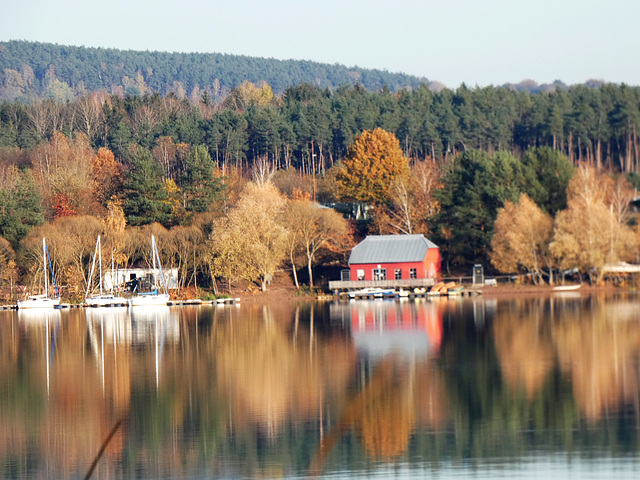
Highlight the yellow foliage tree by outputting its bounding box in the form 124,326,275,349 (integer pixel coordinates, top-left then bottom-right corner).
18,215,103,299
0,236,17,298
102,198,127,268
283,198,352,288
207,182,288,292
549,164,636,284
334,128,410,204
491,193,554,284
31,131,95,216
223,80,274,112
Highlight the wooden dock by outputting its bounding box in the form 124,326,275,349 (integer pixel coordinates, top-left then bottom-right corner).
338,289,480,300
2,298,241,311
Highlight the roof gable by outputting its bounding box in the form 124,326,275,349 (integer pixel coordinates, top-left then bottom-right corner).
348,234,438,265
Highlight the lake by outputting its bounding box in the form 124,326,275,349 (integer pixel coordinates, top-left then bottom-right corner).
1,293,640,479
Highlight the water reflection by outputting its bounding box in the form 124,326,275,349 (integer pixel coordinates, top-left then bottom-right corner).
493,294,640,422
0,295,640,479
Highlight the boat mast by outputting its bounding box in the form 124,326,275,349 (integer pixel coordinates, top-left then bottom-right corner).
152,235,157,291
86,236,100,299
152,235,169,295
97,235,103,295
43,237,48,297
111,249,115,294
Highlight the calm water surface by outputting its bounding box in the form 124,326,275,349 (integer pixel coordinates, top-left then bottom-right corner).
1,293,640,479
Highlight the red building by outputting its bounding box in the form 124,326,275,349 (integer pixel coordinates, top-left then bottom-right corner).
348,234,441,282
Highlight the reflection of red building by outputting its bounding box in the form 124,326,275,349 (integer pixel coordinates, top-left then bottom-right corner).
348,235,441,282
330,300,443,359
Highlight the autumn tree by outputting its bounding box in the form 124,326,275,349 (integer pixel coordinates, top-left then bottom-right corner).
223,80,274,112
371,158,442,235
18,215,103,298
490,194,554,284
550,164,635,284
206,181,288,292
284,193,352,288
334,128,410,205
165,225,205,292
91,147,122,209
74,91,108,144
102,198,127,273
30,131,95,217
0,236,17,297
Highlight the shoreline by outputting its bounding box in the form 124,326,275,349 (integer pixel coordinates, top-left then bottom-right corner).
234,282,635,304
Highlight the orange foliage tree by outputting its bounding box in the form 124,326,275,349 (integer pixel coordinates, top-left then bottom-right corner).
91,147,122,209
334,128,410,205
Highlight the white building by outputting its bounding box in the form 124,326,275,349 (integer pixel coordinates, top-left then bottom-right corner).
101,267,179,291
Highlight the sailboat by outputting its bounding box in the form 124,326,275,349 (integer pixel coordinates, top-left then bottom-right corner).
128,235,170,307
85,235,127,307
17,237,61,309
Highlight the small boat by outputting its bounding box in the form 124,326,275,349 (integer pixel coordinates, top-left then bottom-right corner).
17,238,60,309
553,284,581,292
348,287,395,299
428,282,445,295
128,235,170,307
396,289,410,298
447,286,465,296
18,293,60,309
85,235,127,307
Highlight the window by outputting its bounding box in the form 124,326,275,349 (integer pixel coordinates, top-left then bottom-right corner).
357,269,365,281
373,268,387,280
394,268,402,280
410,268,417,279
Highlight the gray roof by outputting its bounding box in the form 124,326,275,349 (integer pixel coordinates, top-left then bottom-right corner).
348,234,438,265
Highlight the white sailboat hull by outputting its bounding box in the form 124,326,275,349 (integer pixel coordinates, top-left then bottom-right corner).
17,295,60,309
85,294,128,307
128,293,170,307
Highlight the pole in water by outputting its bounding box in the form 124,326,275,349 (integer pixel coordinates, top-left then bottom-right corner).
84,419,123,480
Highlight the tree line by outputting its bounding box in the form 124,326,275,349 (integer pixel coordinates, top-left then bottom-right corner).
1,81,639,174
0,40,428,102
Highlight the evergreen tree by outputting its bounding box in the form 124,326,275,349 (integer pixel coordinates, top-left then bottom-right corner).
122,147,171,226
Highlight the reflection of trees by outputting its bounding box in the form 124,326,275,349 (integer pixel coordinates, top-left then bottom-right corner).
493,296,640,423
493,301,555,399
309,351,447,474
0,310,130,478
553,298,640,423
214,303,355,436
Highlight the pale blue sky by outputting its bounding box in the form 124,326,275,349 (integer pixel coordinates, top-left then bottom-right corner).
2,0,639,88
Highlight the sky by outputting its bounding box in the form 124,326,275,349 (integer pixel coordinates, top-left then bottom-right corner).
2,0,640,89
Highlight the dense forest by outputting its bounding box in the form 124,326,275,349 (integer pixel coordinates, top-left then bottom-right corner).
0,40,432,101
1,58,640,297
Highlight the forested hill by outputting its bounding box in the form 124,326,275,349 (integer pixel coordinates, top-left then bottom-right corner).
0,40,432,102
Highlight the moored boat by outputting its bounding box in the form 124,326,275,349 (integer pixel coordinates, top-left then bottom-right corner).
85,235,127,307
128,235,170,307
348,287,395,298
553,284,581,292
17,238,60,310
